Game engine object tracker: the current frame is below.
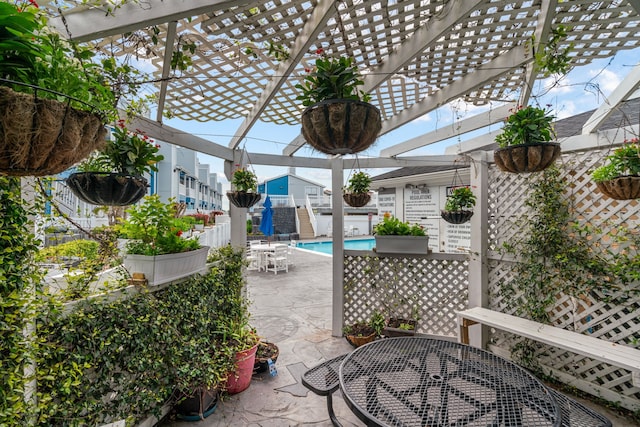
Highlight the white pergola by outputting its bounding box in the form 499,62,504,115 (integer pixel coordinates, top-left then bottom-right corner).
46,0,640,334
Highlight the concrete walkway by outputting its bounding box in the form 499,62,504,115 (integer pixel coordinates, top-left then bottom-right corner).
161,248,638,427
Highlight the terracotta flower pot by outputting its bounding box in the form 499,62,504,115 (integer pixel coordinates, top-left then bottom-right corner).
343,192,371,207
226,343,258,394
494,142,561,173
595,176,640,200
253,341,279,374
301,99,381,155
66,172,147,206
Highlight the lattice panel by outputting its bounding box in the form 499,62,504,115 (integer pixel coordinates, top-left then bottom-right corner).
487,149,640,407
86,0,640,124
343,252,469,337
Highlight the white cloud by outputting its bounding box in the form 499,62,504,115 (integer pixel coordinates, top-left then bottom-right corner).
554,101,577,120
593,69,622,96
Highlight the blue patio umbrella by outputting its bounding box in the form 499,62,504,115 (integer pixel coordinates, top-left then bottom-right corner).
259,196,274,242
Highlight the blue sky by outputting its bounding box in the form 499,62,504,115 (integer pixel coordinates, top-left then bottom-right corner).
164,46,640,195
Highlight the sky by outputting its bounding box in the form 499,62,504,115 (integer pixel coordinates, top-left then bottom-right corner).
163,46,640,207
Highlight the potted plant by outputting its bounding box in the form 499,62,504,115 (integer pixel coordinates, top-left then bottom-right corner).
253,341,279,374
441,186,476,224
343,171,371,207
373,213,429,254
296,51,381,155
0,2,115,176
493,105,561,173
65,119,164,206
223,321,260,395
227,167,261,208
591,138,640,200
343,310,385,347
117,195,209,285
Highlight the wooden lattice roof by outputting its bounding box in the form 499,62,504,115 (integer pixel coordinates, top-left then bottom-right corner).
47,0,640,156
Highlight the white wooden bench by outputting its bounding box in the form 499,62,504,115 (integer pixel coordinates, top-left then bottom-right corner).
456,307,640,387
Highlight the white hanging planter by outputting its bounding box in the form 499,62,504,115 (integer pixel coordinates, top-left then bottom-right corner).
374,235,430,255
123,246,210,286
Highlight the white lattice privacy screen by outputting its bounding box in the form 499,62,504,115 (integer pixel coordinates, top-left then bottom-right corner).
487,149,640,409
343,251,469,337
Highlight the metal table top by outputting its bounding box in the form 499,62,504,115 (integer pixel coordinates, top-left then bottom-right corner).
339,337,560,427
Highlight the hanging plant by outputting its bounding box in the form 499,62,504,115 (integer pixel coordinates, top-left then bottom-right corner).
591,138,640,200
227,166,261,208
296,50,381,155
343,170,371,207
441,186,476,224
66,120,164,206
493,105,561,173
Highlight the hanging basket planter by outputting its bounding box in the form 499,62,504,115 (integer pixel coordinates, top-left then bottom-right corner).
343,192,371,207
227,191,261,208
0,86,107,176
301,99,381,155
494,142,561,173
441,210,474,224
595,176,640,200
66,172,148,206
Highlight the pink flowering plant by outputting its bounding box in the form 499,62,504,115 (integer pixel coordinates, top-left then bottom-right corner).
117,195,200,255
78,119,164,176
591,138,640,182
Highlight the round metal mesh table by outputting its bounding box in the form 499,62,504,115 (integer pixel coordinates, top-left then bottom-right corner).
339,337,560,427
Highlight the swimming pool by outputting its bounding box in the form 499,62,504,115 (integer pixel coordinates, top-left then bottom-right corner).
296,238,375,255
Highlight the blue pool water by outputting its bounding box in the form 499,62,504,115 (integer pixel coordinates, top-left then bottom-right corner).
296,238,375,255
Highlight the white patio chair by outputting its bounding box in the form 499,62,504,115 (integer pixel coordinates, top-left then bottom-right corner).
287,241,296,267
245,244,261,271
265,245,289,275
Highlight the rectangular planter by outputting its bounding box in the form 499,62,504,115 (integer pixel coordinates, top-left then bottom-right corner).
375,235,430,254
123,246,210,286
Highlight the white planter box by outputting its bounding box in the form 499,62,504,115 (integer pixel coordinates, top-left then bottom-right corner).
375,235,430,254
123,246,210,286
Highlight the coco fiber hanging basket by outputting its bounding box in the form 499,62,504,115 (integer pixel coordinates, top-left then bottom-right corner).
0,86,107,176
301,99,381,155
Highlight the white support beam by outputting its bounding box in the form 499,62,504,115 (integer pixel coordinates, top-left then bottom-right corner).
361,0,484,92
127,115,234,161
282,135,307,157
379,45,529,138
582,63,640,135
380,103,516,157
229,0,336,149
246,153,332,169
347,154,461,169
331,156,344,337
444,132,499,154
49,0,246,42
628,0,640,14
519,0,557,105
155,21,177,123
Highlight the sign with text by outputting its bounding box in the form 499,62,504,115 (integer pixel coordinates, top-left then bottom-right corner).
378,193,396,220
404,187,440,251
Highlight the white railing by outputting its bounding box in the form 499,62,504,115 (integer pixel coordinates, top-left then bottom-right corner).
193,223,231,249
305,195,318,237
290,195,300,236
265,194,292,207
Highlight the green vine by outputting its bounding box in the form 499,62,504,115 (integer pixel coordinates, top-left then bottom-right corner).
500,164,639,330
0,177,43,424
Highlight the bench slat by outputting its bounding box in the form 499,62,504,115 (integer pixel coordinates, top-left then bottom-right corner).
457,307,640,381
